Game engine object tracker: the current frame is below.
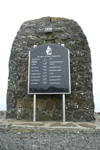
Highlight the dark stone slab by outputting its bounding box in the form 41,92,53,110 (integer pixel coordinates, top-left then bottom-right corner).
28,43,71,94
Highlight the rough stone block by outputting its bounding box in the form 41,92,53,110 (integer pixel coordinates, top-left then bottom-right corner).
6,17,95,121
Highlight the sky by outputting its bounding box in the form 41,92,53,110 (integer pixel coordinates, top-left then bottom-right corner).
0,0,100,112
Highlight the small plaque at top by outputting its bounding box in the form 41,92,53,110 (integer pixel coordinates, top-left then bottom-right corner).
45,27,53,33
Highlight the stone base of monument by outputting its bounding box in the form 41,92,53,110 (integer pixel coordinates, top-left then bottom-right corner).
0,114,100,131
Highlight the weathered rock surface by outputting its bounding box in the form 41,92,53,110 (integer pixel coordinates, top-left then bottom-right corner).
7,17,95,121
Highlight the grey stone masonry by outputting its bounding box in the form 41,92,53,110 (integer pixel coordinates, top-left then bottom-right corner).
6,17,95,121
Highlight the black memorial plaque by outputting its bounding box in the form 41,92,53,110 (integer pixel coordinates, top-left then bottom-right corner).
28,43,71,94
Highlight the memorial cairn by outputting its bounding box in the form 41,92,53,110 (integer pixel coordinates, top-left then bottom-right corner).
7,17,95,122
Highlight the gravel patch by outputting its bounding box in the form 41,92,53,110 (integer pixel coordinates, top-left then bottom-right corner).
0,129,100,150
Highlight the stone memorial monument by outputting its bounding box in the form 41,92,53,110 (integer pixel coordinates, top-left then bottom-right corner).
6,17,95,121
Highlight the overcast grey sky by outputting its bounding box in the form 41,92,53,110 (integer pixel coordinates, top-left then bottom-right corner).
0,0,100,112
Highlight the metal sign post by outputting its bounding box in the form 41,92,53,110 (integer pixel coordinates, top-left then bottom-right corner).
62,94,65,122
33,94,36,122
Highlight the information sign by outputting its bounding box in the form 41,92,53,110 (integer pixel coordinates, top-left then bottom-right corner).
28,43,71,94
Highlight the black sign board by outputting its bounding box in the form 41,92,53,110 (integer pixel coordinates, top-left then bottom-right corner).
28,43,71,94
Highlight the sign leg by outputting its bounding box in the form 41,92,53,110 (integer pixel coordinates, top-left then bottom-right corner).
33,94,36,122
62,94,66,122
